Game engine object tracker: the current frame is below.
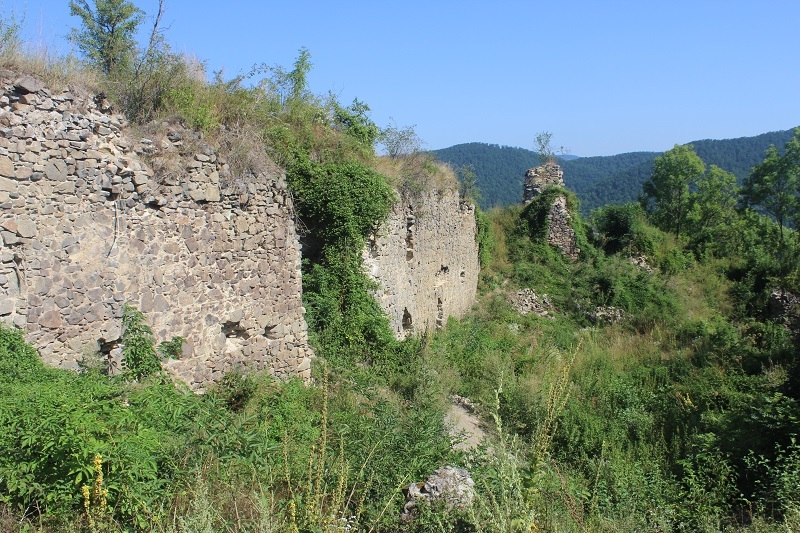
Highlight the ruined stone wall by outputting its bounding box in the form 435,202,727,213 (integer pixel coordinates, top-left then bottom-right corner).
546,195,580,260
522,163,579,261
363,189,479,338
522,162,563,203
0,72,311,390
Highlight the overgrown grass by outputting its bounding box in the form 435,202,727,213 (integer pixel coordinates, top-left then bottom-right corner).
2,6,800,531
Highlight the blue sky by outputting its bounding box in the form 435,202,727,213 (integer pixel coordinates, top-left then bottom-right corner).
8,0,800,156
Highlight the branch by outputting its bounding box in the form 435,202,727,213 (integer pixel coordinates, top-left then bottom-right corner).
133,0,166,79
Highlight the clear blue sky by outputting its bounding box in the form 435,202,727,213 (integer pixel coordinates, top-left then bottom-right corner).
9,0,800,156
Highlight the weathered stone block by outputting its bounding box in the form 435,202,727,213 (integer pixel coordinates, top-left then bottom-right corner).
16,219,36,238
45,160,68,181
39,310,62,329
0,155,14,177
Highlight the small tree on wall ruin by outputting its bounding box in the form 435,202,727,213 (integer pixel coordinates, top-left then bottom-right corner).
533,131,569,165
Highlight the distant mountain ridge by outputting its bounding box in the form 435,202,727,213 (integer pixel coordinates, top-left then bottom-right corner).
432,128,799,213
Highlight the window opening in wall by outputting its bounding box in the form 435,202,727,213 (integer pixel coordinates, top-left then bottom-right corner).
97,338,122,376
402,308,413,332
436,298,444,330
222,320,249,339
405,214,415,261
264,324,279,340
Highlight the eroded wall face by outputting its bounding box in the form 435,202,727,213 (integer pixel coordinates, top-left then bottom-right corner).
522,163,564,203
364,189,479,338
546,194,580,260
0,74,311,390
521,163,579,261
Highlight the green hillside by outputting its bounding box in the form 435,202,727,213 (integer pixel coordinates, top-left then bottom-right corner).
430,143,542,208
434,128,799,212
4,3,800,531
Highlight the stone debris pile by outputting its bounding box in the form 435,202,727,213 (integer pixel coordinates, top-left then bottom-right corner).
400,466,475,523
509,288,555,317
588,305,625,325
629,254,654,274
769,289,800,329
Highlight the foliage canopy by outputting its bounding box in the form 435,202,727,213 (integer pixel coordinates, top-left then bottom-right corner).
68,0,144,75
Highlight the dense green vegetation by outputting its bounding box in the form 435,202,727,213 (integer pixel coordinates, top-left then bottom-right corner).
2,2,800,531
433,129,798,212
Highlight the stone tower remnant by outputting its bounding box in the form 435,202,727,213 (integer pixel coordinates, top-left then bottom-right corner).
522,162,579,260
522,162,564,203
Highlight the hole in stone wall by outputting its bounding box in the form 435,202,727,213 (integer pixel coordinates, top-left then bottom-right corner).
438,265,449,275
405,213,415,261
8,254,24,296
97,338,122,376
460,270,466,279
402,308,413,332
367,233,379,259
436,298,444,330
222,320,249,339
264,324,279,340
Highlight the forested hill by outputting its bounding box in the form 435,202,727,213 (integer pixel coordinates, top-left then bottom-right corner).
433,128,798,212
430,143,541,209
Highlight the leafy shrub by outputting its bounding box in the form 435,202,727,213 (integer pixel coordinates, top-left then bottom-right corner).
289,160,395,247
157,335,186,360
0,9,21,58
475,207,494,268
0,357,178,527
211,369,257,412
0,324,48,383
658,247,694,275
289,160,398,363
166,82,219,132
744,437,800,518
592,202,649,255
120,305,161,380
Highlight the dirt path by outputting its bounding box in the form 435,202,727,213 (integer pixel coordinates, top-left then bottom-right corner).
445,402,486,451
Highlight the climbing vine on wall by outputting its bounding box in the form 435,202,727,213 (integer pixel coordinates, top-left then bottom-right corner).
288,159,397,362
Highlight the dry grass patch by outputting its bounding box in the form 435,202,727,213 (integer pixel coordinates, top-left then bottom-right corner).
373,154,458,196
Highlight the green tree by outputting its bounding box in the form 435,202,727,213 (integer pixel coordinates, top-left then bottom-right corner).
379,119,421,159
686,165,740,255
0,8,22,57
534,131,555,164
332,97,380,151
533,131,568,165
592,202,648,254
457,165,481,203
641,144,706,239
68,0,144,75
743,129,800,252
288,46,312,101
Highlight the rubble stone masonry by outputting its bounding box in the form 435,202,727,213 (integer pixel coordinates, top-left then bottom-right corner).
0,71,311,390
364,189,479,338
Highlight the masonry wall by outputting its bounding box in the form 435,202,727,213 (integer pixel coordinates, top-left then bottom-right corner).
363,189,479,338
522,163,579,261
0,72,311,390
